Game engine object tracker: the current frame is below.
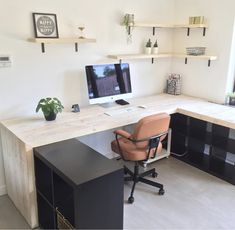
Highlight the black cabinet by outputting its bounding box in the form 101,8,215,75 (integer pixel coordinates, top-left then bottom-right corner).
170,113,235,185
34,139,123,229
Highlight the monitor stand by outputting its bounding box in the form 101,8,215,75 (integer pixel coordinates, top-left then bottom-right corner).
99,102,116,108
115,99,129,105
98,99,130,108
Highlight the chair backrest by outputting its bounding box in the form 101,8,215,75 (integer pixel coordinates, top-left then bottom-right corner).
132,113,170,149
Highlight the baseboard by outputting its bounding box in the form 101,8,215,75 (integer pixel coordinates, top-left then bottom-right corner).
0,185,6,196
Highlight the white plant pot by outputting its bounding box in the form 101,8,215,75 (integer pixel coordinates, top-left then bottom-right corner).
145,47,152,54
152,47,159,54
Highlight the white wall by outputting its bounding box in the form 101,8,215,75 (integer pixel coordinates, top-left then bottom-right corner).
172,0,235,103
0,0,175,195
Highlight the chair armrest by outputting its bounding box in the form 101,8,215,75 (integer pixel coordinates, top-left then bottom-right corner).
114,130,132,161
114,130,132,139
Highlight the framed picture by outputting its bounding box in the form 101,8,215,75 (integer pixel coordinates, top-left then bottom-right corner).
32,13,59,38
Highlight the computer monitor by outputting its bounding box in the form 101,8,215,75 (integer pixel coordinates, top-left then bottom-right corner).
85,63,132,104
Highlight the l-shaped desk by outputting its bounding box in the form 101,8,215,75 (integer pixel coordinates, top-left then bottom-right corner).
1,93,235,228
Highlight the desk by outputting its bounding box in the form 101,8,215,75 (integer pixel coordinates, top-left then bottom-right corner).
1,93,235,228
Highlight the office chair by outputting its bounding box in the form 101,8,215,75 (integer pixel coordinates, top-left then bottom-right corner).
111,113,170,203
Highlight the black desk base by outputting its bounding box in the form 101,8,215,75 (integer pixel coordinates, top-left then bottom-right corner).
170,113,235,185
34,139,123,229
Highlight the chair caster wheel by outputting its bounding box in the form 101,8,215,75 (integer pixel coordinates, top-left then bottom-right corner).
158,188,165,195
152,172,158,178
128,196,134,204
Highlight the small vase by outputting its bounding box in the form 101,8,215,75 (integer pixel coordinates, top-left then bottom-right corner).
44,112,57,121
152,47,159,54
145,47,152,54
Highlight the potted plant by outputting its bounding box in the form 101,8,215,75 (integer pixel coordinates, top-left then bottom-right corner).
122,13,135,44
36,97,64,121
152,39,159,54
228,92,235,106
145,39,152,54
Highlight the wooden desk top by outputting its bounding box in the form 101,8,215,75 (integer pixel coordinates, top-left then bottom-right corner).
1,94,235,148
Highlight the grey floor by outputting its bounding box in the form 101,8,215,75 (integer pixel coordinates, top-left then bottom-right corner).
1,157,235,229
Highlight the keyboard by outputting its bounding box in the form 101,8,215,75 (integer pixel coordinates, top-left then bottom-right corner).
104,107,138,116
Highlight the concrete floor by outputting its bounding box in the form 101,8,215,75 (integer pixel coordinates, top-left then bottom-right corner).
1,157,235,229
0,195,30,229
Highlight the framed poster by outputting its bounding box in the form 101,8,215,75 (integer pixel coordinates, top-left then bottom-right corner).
33,13,59,38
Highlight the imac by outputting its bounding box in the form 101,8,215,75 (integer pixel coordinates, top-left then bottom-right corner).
85,63,132,105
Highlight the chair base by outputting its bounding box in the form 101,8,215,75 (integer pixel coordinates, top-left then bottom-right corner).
124,163,164,204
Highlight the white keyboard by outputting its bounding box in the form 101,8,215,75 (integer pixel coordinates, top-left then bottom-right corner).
104,107,139,116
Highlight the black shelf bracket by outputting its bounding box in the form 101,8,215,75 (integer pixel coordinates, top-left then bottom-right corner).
185,58,188,64
208,59,211,67
203,27,206,36
187,28,190,36
128,26,131,35
187,27,206,37
153,27,156,36
40,42,80,53
75,43,78,52
41,43,45,53
151,58,154,64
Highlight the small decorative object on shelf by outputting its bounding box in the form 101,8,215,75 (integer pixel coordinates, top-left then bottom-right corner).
122,13,135,43
189,16,204,25
78,26,85,39
166,74,181,95
228,92,235,106
32,13,59,38
186,47,206,56
145,38,152,54
152,39,159,54
36,97,64,121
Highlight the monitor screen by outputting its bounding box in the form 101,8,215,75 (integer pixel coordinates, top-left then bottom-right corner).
85,63,132,104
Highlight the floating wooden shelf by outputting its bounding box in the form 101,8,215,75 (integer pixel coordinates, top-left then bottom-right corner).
133,23,175,28
174,24,208,36
125,22,208,36
28,38,96,53
174,24,208,28
133,22,207,28
174,54,217,66
108,53,217,66
108,53,172,60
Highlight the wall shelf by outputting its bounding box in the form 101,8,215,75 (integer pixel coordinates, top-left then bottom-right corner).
108,53,217,66
28,38,96,53
126,22,208,36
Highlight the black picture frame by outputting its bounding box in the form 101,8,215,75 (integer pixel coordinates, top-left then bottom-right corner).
32,13,59,38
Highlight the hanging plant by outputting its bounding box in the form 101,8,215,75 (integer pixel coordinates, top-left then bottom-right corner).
122,13,135,44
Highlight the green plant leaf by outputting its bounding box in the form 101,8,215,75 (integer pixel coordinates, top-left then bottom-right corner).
36,104,41,113
36,97,64,115
146,38,152,47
